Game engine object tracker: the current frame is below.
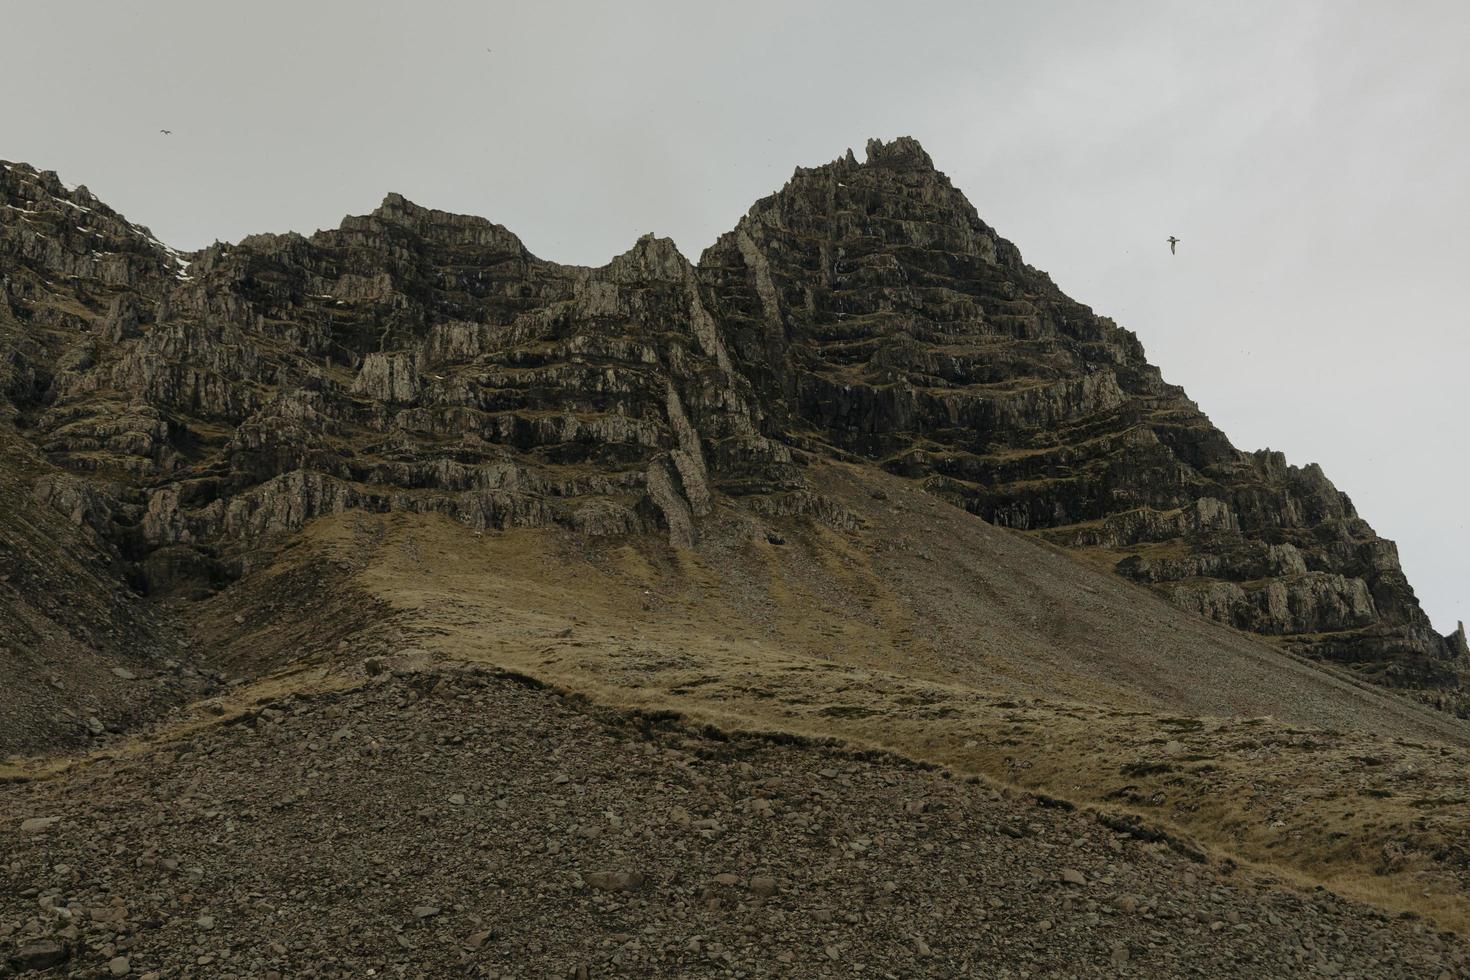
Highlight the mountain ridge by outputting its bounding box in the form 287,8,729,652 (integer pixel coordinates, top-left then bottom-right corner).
1,138,1464,735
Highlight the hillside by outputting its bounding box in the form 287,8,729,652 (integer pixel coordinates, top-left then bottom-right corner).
3,142,1469,973
2,141,1462,724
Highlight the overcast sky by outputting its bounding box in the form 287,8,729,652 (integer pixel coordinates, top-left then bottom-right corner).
4,0,1465,630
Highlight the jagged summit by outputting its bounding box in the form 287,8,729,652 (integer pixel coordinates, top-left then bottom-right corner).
1,139,1464,730
368,191,527,248
864,134,937,168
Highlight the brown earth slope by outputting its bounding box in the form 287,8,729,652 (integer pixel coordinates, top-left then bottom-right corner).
3,664,1468,979
5,459,1470,975
4,143,1470,975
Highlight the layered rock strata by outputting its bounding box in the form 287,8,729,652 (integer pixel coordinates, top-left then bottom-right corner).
1,143,1462,706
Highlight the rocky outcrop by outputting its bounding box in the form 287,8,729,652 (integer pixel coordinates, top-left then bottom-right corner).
0,144,1462,708
2,170,801,564
699,137,1465,697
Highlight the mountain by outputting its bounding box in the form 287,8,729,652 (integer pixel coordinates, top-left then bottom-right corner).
5,141,1470,971
1,140,1463,722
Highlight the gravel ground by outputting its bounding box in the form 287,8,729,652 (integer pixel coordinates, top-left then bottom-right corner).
2,664,1465,979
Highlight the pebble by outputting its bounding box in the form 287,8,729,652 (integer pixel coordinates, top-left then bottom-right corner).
749,876,778,898
109,955,132,976
8,940,68,971
20,816,61,833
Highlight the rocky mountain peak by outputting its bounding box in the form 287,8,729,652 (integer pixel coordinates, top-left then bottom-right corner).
605,233,692,283
2,139,1464,717
365,191,528,256
863,135,936,169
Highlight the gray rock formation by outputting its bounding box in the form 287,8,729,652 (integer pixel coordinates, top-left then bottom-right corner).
699,138,1466,701
1,143,1463,710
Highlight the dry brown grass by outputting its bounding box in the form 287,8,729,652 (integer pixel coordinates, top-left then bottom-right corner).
269,491,1470,933
11,458,1468,933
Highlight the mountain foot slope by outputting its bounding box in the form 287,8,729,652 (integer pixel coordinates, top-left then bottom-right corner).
3,664,1467,979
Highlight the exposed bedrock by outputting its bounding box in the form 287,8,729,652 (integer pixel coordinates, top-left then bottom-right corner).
1,141,1461,705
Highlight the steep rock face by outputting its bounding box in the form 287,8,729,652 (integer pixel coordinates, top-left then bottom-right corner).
0,145,1462,709
2,167,801,593
699,137,1464,696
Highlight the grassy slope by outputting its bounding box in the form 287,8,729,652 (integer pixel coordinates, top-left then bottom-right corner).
6,453,1469,928
135,460,1467,931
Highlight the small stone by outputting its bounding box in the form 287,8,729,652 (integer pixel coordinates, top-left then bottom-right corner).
111,667,137,680
447,793,465,805
551,773,570,785
413,905,441,919
86,716,106,735
20,816,61,833
1061,868,1087,887
197,915,216,929
233,613,245,625
109,955,132,976
1113,895,1139,914
1037,919,1054,932
464,929,495,950
915,936,932,957
749,876,778,898
1110,944,1129,966
585,871,645,892
8,940,69,971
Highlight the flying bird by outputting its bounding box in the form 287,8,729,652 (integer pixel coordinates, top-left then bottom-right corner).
159,129,172,135
1167,236,1179,255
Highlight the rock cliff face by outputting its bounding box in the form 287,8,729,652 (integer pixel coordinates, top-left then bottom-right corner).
700,138,1465,700
0,143,1463,709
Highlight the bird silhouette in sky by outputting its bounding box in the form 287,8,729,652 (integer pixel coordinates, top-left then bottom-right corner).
1167,236,1180,254
159,129,172,135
